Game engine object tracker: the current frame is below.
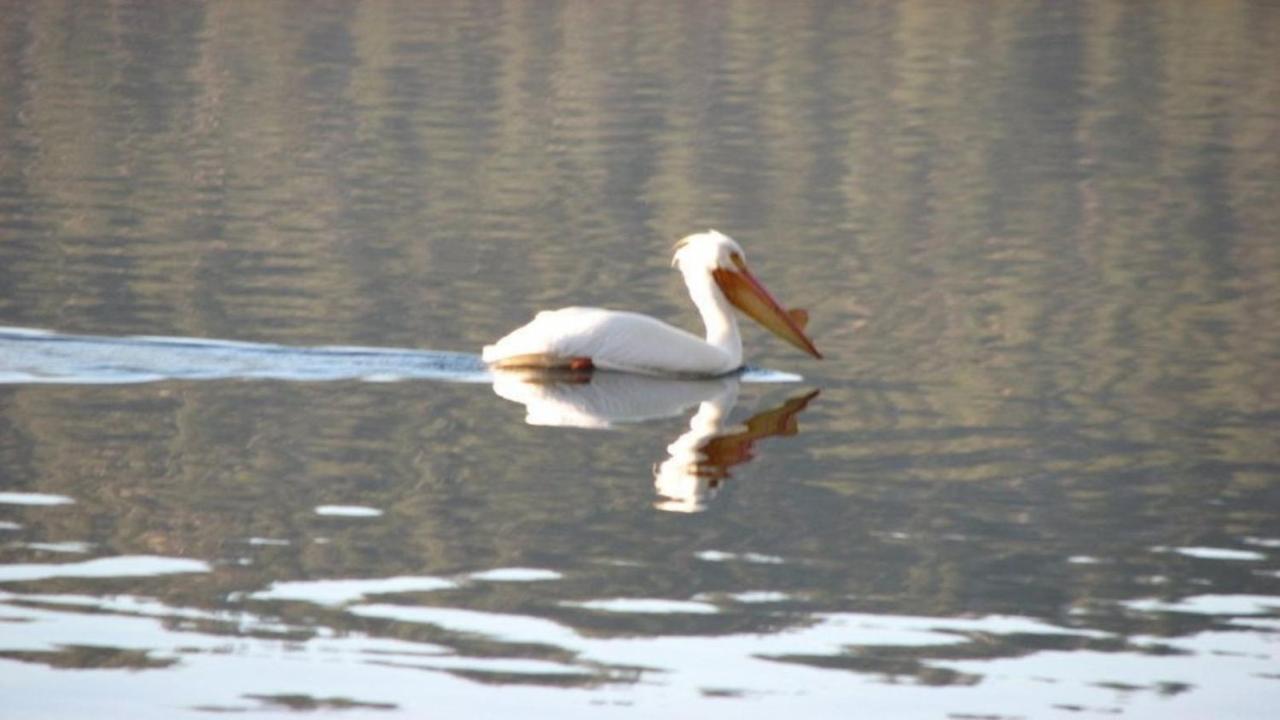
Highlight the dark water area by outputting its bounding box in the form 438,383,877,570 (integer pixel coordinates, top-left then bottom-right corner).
1,1,1278,718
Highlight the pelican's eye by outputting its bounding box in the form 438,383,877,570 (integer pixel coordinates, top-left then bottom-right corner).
729,252,747,272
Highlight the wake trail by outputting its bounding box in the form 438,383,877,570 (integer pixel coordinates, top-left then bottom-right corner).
0,327,801,385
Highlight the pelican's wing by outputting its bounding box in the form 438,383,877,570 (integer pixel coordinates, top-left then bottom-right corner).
483,308,734,376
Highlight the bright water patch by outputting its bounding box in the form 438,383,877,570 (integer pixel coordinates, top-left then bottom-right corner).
0,492,74,506
1124,594,1280,616
23,541,93,554
466,568,563,582
1155,546,1267,562
248,577,457,606
723,591,791,604
694,550,787,564
6,580,1274,720
314,505,383,518
245,537,292,546
349,604,576,648
0,556,210,582
566,598,721,614
1068,555,1106,564
9,586,1270,720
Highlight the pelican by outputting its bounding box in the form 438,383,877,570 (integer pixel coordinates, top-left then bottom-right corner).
482,230,822,376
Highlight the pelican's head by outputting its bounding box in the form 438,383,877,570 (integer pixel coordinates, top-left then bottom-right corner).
672,229,748,272
673,230,823,359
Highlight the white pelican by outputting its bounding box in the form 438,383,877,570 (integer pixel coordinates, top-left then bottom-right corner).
482,230,822,376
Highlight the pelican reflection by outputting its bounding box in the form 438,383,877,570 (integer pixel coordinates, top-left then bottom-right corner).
491,370,819,512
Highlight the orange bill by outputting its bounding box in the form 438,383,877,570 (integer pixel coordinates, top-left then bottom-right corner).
698,389,821,477
712,265,822,359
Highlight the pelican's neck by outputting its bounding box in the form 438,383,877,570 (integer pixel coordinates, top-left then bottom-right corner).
683,267,742,368
655,378,740,512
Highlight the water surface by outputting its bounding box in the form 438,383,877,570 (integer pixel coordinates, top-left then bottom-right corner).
1,1,1278,718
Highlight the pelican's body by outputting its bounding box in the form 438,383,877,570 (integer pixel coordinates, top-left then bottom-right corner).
482,231,821,377
483,308,740,376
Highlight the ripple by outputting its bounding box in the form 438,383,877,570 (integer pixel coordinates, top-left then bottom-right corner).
726,591,790,604
565,598,720,615
695,550,786,564
314,505,383,518
249,577,456,607
0,556,210,582
23,541,93,554
246,537,291,546
0,492,74,506
1068,555,1106,565
466,568,562,583
1154,546,1267,562
349,604,575,647
1124,594,1280,616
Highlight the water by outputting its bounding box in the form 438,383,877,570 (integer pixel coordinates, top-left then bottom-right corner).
1,1,1278,717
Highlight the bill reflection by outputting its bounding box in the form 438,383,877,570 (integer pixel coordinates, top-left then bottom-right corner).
491,371,819,512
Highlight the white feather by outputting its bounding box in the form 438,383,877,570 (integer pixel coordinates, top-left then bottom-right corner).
483,306,737,375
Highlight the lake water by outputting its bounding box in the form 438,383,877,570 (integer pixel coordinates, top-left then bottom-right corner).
2,2,1278,718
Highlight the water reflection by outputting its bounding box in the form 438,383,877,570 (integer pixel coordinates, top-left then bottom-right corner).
653,386,819,513
1,0,1278,716
492,370,819,512
0,325,823,513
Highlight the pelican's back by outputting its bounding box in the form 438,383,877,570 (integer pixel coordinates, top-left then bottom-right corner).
482,307,736,376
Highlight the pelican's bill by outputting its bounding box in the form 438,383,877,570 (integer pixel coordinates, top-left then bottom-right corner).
712,266,822,359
